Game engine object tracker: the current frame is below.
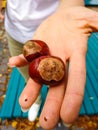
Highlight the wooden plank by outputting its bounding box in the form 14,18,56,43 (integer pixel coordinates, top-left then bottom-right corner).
83,86,95,115
0,68,21,118
87,73,98,113
79,103,86,115
13,75,25,117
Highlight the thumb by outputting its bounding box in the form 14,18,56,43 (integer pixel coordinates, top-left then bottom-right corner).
86,8,98,32
8,54,28,67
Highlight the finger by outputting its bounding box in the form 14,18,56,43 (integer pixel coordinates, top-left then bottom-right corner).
85,9,98,32
60,52,86,124
0,14,4,20
8,54,28,67
39,62,67,130
19,78,42,109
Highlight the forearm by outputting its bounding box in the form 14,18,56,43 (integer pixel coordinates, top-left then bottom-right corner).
59,0,84,9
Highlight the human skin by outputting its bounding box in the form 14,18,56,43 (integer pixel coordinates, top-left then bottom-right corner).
0,0,4,20
7,1,98,130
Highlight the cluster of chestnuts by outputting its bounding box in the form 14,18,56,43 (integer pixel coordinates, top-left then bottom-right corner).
23,40,65,86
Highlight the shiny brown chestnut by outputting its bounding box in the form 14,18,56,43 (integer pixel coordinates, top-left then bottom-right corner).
29,56,65,86
23,40,50,62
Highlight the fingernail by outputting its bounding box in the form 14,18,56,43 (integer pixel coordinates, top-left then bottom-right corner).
28,103,41,121
7,63,16,68
21,107,29,112
63,122,72,127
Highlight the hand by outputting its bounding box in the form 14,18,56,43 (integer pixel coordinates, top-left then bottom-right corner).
8,6,98,129
0,5,4,20
0,12,4,20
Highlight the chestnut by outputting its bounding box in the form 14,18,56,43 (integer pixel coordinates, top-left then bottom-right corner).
23,40,50,62
29,56,65,86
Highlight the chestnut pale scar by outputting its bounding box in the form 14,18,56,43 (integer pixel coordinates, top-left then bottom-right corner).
38,57,65,81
